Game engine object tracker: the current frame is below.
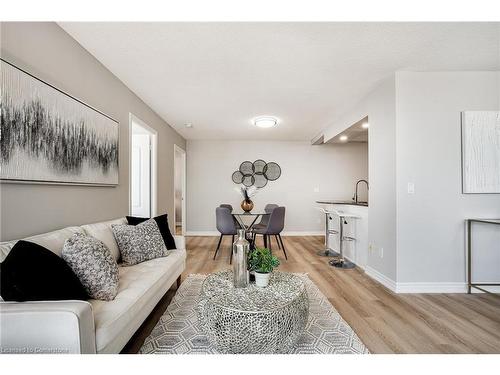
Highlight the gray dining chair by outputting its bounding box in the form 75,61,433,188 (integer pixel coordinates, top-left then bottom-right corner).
219,204,233,212
214,206,237,262
253,204,278,230
253,206,287,260
220,203,241,228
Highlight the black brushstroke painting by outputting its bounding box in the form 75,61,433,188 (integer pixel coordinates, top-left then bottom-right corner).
0,60,119,185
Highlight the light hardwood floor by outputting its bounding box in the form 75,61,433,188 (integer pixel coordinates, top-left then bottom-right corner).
123,235,500,354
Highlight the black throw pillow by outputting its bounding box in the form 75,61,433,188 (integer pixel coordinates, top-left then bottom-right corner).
126,213,176,250
0,240,89,302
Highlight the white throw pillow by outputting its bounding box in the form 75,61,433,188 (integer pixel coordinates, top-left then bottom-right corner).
62,233,119,301
111,218,169,266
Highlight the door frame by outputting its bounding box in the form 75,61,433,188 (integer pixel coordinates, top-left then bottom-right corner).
129,113,158,217
173,144,186,236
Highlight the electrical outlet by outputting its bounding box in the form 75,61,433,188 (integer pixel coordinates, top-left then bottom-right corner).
380,247,384,258
368,243,373,253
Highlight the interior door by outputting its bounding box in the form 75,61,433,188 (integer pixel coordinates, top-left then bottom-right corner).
131,133,151,217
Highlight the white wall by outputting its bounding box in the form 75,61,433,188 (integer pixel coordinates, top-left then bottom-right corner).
186,140,368,234
319,72,500,292
396,72,500,286
322,76,398,282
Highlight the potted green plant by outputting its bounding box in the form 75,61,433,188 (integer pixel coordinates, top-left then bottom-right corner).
248,247,280,287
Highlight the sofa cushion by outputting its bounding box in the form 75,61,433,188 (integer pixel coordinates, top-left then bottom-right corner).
62,233,119,301
0,240,89,302
112,219,168,266
126,214,176,250
90,248,186,353
0,226,84,262
81,218,126,262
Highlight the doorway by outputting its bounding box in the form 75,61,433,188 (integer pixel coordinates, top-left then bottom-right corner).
130,114,157,218
174,144,186,235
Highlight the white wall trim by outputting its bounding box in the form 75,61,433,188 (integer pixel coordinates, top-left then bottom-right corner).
364,270,500,293
173,144,186,236
395,283,500,294
395,282,466,294
281,231,323,236
185,231,219,236
185,230,324,237
365,266,397,292
129,113,157,217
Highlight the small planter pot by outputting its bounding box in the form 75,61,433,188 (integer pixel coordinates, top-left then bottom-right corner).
254,271,271,287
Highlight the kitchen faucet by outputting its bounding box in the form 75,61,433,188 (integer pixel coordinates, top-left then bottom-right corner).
352,179,369,204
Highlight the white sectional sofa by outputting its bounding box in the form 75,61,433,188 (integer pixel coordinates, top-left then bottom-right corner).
0,217,186,354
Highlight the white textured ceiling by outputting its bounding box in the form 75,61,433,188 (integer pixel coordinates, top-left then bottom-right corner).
59,22,499,141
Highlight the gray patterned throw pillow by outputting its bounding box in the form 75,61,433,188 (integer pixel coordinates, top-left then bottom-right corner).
62,233,119,301
111,218,168,266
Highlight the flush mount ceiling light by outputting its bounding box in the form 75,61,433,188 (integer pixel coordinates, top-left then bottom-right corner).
253,116,278,128
339,135,348,142
184,123,193,128
362,122,370,129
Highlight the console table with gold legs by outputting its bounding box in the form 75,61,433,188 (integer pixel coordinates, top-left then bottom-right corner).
466,218,500,294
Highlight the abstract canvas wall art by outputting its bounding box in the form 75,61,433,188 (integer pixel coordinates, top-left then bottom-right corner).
461,111,500,193
0,59,119,185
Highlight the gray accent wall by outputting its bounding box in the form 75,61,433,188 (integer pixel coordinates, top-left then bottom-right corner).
0,22,186,241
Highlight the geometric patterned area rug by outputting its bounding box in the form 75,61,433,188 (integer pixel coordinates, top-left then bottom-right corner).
140,273,369,354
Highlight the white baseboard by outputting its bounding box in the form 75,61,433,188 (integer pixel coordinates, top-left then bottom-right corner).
281,231,323,236
364,268,499,294
185,231,323,237
396,283,500,294
469,285,500,294
395,282,467,293
365,266,397,292
185,231,219,236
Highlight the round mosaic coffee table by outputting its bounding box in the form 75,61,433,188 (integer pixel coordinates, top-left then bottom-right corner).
197,270,309,354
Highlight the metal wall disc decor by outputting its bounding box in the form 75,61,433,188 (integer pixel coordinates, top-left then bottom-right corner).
239,161,254,175
231,159,281,189
253,173,268,188
253,159,266,174
242,174,255,187
263,162,281,181
232,171,244,184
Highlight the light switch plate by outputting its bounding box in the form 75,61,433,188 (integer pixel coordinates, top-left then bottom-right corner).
313,187,320,193
407,182,415,194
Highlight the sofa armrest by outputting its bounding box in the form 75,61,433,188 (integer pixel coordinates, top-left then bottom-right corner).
0,300,96,354
174,235,185,250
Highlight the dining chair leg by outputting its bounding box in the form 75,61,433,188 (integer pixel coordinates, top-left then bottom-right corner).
268,235,272,251
214,234,223,260
263,234,268,248
275,235,281,250
230,235,234,264
278,234,288,260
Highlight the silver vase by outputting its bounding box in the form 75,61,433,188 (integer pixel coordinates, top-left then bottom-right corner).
233,229,249,288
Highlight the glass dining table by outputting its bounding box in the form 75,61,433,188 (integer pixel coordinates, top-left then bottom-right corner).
231,211,270,232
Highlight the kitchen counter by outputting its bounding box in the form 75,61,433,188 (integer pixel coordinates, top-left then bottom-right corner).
316,200,368,268
316,200,368,207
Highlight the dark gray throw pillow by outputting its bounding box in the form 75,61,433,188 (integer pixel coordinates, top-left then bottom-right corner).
62,233,119,301
112,218,168,266
0,240,89,302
